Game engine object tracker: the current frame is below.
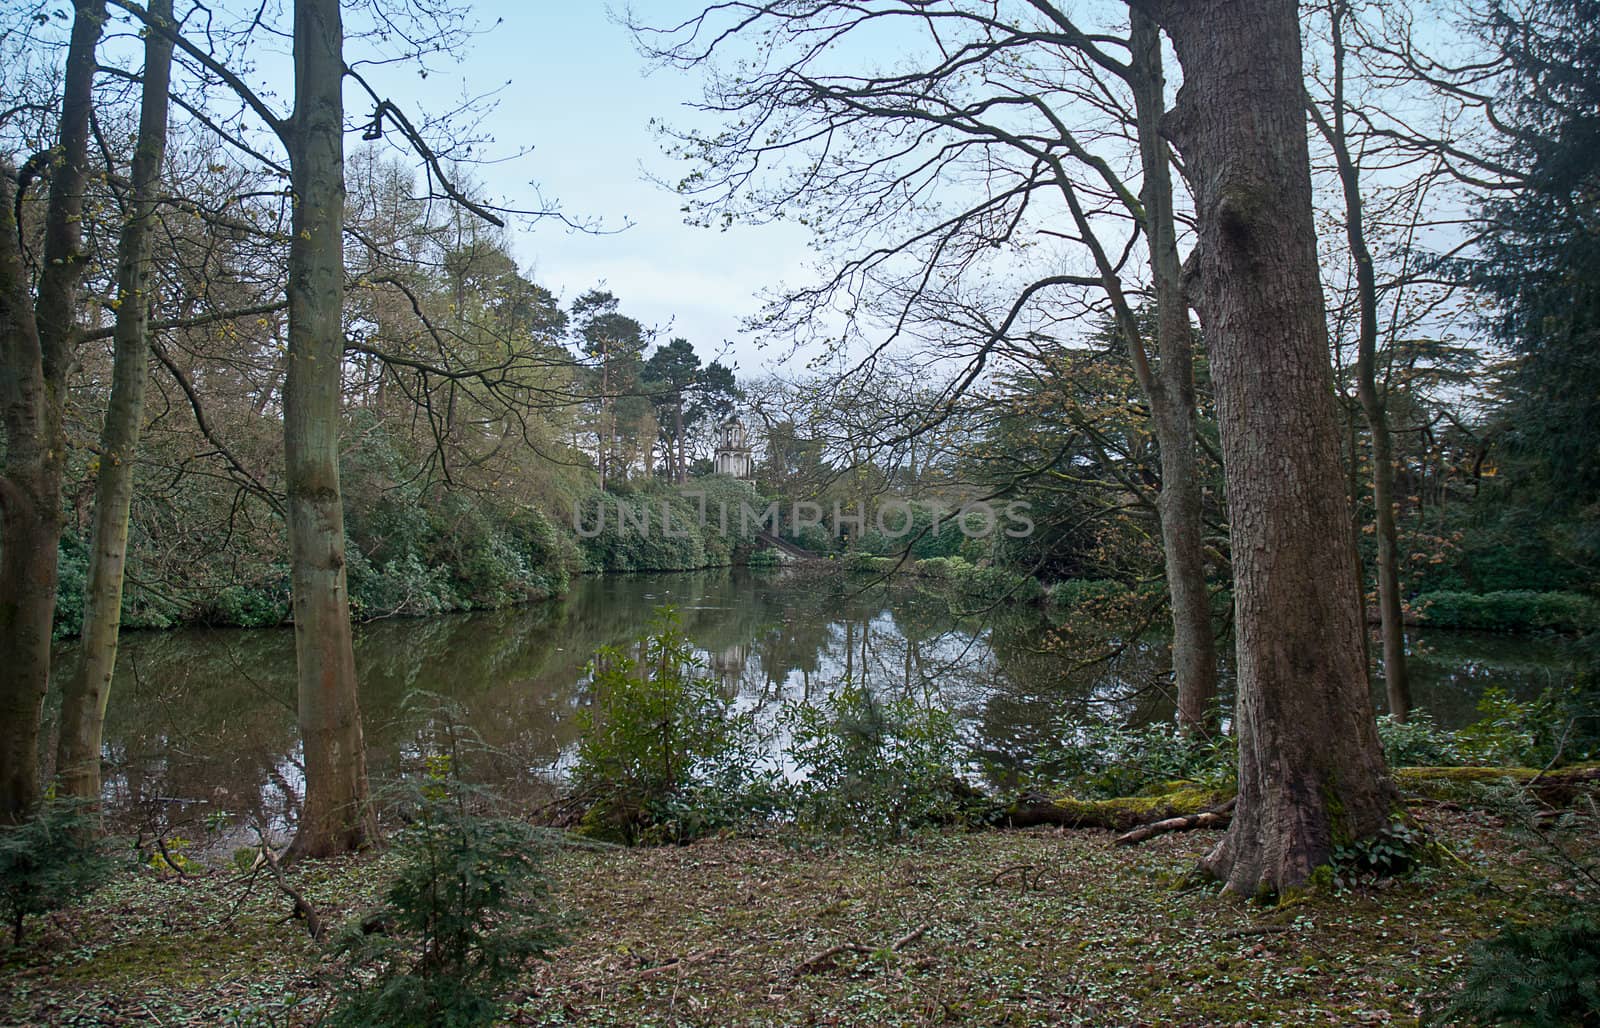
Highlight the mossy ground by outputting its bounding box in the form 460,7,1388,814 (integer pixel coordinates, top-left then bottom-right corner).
0,806,1589,1026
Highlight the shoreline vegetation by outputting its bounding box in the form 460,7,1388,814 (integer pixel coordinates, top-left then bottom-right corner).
13,605,1598,1025
51,506,1599,639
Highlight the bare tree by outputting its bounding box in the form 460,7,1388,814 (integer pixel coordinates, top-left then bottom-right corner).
1135,0,1397,895
0,0,106,822
56,0,177,805
277,0,378,857
1307,0,1411,721
633,0,1221,732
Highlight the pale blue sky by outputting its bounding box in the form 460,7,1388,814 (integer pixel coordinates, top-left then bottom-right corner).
375,2,816,373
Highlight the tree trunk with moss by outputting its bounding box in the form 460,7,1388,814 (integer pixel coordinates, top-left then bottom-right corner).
55,0,175,806
1130,10,1219,735
1138,0,1398,896
282,0,377,859
0,1,105,822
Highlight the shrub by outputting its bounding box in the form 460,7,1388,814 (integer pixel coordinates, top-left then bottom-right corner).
325,754,563,1028
1454,685,1598,767
571,611,765,843
783,681,976,841
854,502,965,559
1036,715,1235,799
205,579,291,628
1376,710,1464,768
347,550,454,619
575,491,710,573
0,797,115,946
1411,590,1600,634
51,534,89,639
1047,579,1136,609
745,547,781,569
1426,787,1600,1026
1428,913,1600,1027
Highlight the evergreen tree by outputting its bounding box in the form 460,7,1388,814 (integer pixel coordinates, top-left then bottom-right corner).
1477,0,1600,509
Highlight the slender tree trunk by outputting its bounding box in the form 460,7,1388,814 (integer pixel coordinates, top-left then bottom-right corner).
674,396,686,483
0,1,105,822
1130,11,1219,735
1310,0,1411,721
56,0,175,805
283,0,376,859
598,345,610,490
1142,0,1397,896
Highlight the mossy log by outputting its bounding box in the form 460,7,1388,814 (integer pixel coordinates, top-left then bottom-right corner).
999,784,1232,831
1394,764,1600,804
999,765,1599,835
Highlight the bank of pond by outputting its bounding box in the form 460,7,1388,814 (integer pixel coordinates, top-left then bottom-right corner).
40,566,1589,846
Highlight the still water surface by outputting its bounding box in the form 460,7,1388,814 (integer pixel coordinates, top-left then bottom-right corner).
46,568,1577,837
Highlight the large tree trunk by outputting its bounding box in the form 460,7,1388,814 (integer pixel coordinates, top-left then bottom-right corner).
56,0,175,805
1311,0,1411,722
283,0,376,859
1130,11,1219,735
0,1,105,823
1143,0,1398,897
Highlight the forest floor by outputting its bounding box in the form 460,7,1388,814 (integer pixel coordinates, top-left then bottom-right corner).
0,805,1589,1027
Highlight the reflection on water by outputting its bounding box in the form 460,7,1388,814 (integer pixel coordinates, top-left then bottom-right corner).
44,568,1578,839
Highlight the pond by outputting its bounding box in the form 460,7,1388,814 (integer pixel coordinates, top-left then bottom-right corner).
45,567,1579,843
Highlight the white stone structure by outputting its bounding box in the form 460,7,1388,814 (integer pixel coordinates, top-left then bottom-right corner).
713,418,754,479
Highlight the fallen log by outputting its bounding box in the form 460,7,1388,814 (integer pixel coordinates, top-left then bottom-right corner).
998,784,1230,831
1394,764,1600,805
997,765,1598,839
1114,798,1237,846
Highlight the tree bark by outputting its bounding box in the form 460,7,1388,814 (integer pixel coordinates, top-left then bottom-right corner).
1310,0,1411,721
0,0,105,822
1129,11,1219,736
282,0,376,859
55,0,176,806
1141,0,1398,897
674,396,686,483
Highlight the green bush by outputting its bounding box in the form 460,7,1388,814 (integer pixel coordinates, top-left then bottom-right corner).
204,580,291,628
0,797,115,946
576,492,708,573
51,535,89,640
1036,715,1235,799
854,503,966,559
745,548,781,569
326,754,563,1028
1376,710,1464,768
571,611,766,843
1454,686,1597,766
1427,913,1600,1027
1412,590,1599,634
347,550,455,619
782,681,975,841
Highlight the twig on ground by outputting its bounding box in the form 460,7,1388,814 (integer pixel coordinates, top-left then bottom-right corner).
793,921,931,976
1114,798,1237,846
635,946,729,978
254,826,325,942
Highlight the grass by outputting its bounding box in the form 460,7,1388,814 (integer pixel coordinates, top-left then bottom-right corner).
0,806,1589,1026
